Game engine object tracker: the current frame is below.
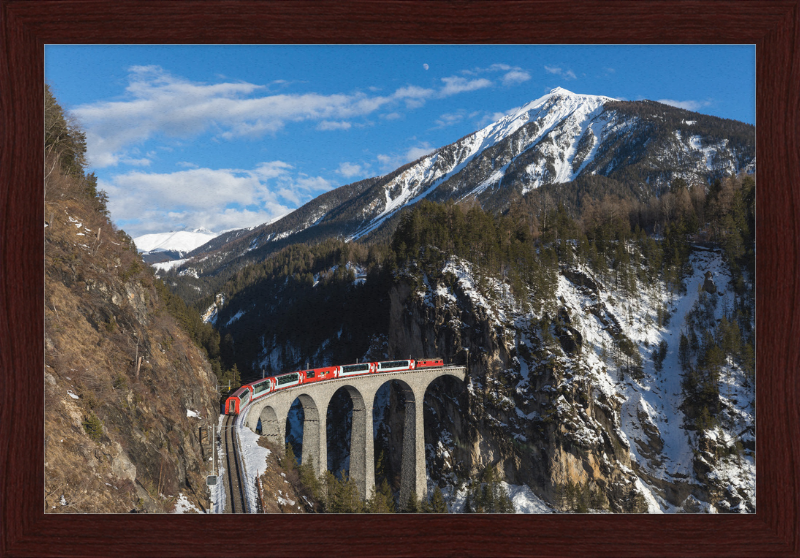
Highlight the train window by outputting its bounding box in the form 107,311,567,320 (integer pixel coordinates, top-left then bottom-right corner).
253,381,269,394
342,363,369,373
307,370,315,378
379,360,408,369
277,373,299,386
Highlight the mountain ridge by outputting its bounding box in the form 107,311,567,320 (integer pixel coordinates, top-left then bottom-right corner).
161,88,754,302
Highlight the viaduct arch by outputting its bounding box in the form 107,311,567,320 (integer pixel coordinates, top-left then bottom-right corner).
243,366,466,503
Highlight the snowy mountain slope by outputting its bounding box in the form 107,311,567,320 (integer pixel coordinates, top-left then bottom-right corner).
385,246,754,513
167,88,753,302
135,228,219,254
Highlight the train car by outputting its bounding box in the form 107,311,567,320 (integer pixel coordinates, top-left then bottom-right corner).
375,359,414,373
338,362,374,378
249,377,274,402
302,365,339,385
225,385,252,415
274,370,303,391
415,357,444,368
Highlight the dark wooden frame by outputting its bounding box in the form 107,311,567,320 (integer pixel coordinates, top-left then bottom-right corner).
1,1,798,556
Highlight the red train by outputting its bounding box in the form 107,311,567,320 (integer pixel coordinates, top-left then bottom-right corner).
225,358,445,415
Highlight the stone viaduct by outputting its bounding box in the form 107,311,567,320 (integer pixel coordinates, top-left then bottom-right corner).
241,366,466,504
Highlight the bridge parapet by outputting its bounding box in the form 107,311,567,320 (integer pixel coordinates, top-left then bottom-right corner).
242,366,466,502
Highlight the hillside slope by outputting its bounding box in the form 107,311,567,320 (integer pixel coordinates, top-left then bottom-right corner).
206,192,754,513
44,88,220,513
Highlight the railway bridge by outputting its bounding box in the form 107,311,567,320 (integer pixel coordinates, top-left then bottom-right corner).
241,365,466,504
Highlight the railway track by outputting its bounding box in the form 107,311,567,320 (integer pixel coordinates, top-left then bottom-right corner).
223,414,247,513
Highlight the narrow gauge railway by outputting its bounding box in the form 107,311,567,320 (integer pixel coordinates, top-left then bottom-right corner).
222,414,247,513
225,358,444,416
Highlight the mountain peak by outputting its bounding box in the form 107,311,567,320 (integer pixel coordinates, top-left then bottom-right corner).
549,86,573,95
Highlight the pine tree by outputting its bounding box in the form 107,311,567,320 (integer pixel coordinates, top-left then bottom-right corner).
334,470,363,513
280,442,298,471
367,479,395,513
322,470,340,512
298,461,321,502
495,483,514,513
481,465,496,512
463,490,473,513
429,486,448,513
404,490,419,513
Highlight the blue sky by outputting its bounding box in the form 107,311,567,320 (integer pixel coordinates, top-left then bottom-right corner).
45,45,755,237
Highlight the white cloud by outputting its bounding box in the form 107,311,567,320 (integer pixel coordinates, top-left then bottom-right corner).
253,161,293,179
434,111,465,128
74,66,395,168
337,162,366,178
118,156,151,167
75,65,497,168
100,161,329,236
439,76,492,97
501,70,531,86
656,99,712,111
423,63,429,70
544,65,576,80
462,63,520,76
317,120,352,131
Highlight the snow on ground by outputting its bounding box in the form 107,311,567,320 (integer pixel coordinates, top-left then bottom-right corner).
444,481,553,513
172,493,202,513
503,482,554,513
226,310,246,327
442,257,519,326
151,258,187,273
552,248,753,511
186,409,199,418
428,244,752,512
211,413,226,514
346,262,368,285
236,408,272,513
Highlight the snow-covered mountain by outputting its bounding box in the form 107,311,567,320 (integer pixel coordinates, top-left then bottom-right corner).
135,228,218,253
135,228,219,264
165,88,754,298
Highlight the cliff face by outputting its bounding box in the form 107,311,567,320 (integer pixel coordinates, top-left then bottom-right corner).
45,185,219,512
385,254,754,513
385,270,642,511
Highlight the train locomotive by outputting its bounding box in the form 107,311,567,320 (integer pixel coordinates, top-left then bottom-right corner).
224,358,444,416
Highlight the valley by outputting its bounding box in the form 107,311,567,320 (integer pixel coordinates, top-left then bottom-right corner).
46,84,755,514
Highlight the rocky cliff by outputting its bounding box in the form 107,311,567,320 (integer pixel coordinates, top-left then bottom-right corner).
384,252,754,513
45,173,219,513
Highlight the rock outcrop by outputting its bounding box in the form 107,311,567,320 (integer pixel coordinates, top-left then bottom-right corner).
45,185,219,513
